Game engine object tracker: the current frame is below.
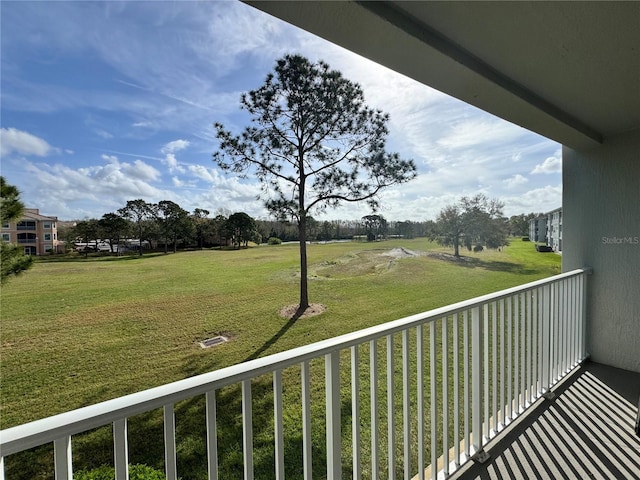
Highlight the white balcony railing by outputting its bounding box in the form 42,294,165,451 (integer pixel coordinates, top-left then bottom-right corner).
0,269,590,480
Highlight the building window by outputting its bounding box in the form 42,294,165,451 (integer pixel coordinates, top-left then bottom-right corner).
17,233,36,243
2,233,10,242
44,222,51,229
44,233,52,241
2,222,9,229
17,220,36,230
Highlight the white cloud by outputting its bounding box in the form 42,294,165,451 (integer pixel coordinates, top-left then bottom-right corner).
502,184,562,216
161,139,190,154
0,127,54,157
531,156,562,174
160,140,189,174
504,174,529,189
98,154,160,182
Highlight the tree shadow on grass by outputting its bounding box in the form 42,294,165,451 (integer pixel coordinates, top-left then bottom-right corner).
242,308,304,363
427,252,544,275
36,253,165,263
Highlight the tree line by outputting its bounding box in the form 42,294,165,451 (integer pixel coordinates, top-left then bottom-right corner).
60,196,536,256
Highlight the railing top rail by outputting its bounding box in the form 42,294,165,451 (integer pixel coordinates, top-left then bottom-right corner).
0,268,588,456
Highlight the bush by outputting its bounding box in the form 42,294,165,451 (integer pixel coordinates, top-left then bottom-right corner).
74,464,167,480
522,236,530,241
267,237,282,245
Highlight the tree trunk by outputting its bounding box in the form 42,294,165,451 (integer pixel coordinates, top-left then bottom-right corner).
454,235,460,257
298,215,309,312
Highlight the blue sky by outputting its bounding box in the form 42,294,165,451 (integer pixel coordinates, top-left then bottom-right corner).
0,1,562,221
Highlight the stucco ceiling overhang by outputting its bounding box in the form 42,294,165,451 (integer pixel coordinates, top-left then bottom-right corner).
245,1,640,151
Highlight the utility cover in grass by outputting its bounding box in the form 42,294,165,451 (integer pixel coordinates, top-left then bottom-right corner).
199,336,228,348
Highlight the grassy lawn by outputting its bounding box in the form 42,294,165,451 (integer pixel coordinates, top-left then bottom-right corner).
0,238,560,478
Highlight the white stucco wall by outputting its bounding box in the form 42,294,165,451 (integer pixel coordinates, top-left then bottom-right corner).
563,129,640,372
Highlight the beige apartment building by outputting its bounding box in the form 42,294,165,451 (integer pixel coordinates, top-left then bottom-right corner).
1,208,60,255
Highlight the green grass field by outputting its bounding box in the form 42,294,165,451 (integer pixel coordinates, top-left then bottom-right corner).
0,238,560,479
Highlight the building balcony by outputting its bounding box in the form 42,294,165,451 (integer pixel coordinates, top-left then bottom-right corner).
2,268,639,479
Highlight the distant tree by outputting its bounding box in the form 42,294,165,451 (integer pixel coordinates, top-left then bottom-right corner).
157,200,191,253
74,219,101,255
0,177,33,284
433,194,508,256
394,220,416,239
192,208,211,249
362,214,388,241
211,214,227,248
434,205,465,257
224,212,257,248
459,194,507,250
214,54,416,312
98,213,130,253
509,213,537,237
118,199,157,256
319,220,335,241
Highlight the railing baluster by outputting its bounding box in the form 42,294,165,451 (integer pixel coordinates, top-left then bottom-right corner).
483,304,489,438
471,306,483,453
242,380,254,480
164,404,177,480
351,346,362,480
370,340,379,480
569,277,576,367
416,325,425,480
402,329,410,480
542,284,551,393
54,435,72,480
442,317,449,476
520,292,526,412
507,297,513,421
463,310,470,458
430,321,437,480
387,334,395,479
206,390,218,480
558,280,565,376
113,418,128,480
453,314,460,466
526,291,533,406
301,361,312,480
499,299,505,428
552,281,559,384
580,273,587,360
514,295,520,415
532,288,539,399
274,370,284,480
491,302,498,434
326,351,341,480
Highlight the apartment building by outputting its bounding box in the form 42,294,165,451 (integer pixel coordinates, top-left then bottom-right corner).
1,208,60,255
547,207,563,252
528,214,547,243
528,207,563,253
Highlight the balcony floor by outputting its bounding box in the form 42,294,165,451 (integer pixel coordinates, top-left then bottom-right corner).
451,361,640,480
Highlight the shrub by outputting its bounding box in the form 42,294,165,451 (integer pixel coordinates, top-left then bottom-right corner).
267,237,282,245
522,236,530,241
473,244,484,252
74,464,166,480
